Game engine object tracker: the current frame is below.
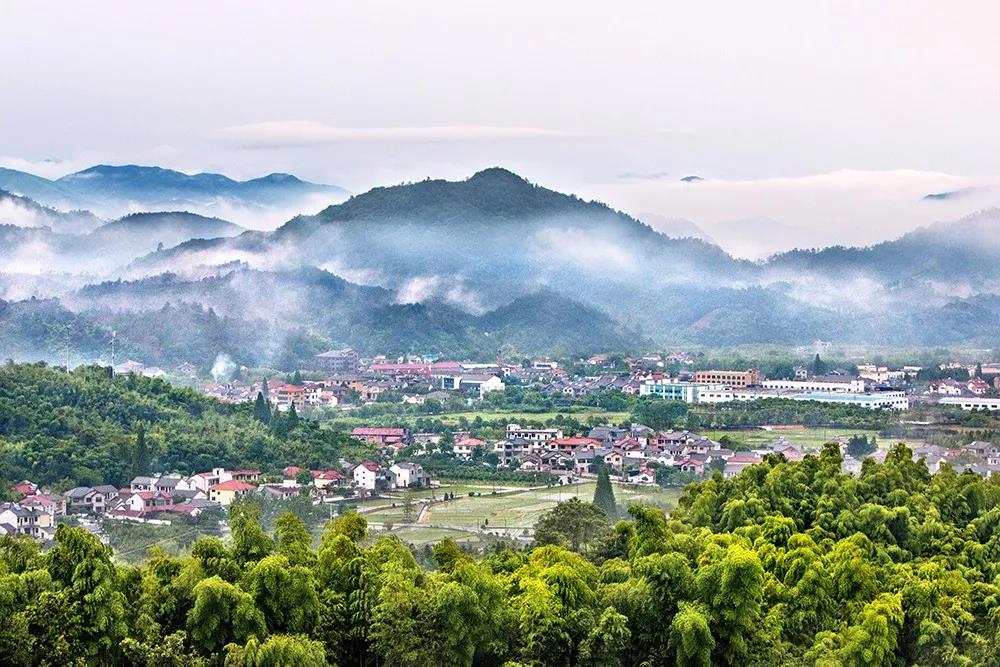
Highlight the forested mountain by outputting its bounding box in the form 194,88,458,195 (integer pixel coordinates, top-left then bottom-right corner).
1,367,998,666
0,164,347,216
3,167,1000,362
0,210,246,278
0,189,103,234
0,266,644,367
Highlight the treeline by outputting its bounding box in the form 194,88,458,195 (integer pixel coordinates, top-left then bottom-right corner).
3,445,1000,665
0,362,366,491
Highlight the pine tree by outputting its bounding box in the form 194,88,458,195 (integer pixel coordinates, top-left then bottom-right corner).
291,370,303,385
287,403,299,429
594,466,617,520
130,424,148,476
253,391,271,424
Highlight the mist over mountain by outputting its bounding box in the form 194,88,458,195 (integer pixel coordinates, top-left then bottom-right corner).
2,166,1000,367
0,164,347,220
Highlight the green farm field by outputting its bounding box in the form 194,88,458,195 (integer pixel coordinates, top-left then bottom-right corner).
366,481,681,536
700,427,926,451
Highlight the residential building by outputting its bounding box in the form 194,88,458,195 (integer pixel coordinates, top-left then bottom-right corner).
208,480,256,506
693,369,760,388
0,504,54,541
353,461,389,491
351,427,411,446
389,463,431,488
506,424,563,444
314,348,360,373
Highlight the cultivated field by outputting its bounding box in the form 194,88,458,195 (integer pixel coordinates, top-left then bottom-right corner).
365,481,681,543
701,427,926,451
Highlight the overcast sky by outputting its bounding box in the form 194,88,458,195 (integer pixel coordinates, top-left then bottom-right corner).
3,1,1000,255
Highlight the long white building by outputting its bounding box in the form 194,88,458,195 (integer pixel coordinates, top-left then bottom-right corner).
939,397,1000,411
761,378,866,394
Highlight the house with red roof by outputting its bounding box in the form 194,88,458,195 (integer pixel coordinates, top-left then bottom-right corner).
548,437,601,455
351,426,411,446
312,469,348,491
352,461,388,490
209,480,256,506
12,480,37,497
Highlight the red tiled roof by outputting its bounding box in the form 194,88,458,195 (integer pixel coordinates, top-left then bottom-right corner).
553,437,601,447
210,480,256,491
352,427,407,436
356,461,381,472
283,466,303,477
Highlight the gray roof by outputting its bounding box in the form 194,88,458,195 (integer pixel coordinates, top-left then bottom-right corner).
130,476,154,485
66,486,95,499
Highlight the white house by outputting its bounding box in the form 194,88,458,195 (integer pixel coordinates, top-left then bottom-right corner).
389,463,431,488
353,461,387,490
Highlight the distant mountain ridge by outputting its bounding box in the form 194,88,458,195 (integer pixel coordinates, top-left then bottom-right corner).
4,166,1000,364
0,164,347,216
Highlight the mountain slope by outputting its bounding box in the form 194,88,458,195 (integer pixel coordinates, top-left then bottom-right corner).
0,189,103,234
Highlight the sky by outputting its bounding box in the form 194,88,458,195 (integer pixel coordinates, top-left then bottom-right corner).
2,1,1000,257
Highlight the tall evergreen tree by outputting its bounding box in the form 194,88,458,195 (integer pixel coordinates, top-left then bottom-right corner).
253,391,271,424
130,424,148,476
593,466,617,520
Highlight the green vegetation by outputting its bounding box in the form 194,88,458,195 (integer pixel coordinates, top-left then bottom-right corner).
3,444,1000,665
0,362,369,489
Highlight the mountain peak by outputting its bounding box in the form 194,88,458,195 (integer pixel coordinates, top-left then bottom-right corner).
467,167,530,186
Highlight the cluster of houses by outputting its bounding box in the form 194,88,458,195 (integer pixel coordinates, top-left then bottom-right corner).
910,441,1000,478
3,459,434,543
434,422,780,483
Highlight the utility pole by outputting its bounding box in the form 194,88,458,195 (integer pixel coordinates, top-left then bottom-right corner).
110,330,117,371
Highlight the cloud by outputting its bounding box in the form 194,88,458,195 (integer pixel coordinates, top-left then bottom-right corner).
617,171,672,181
532,227,634,270
215,121,581,149
0,155,93,180
393,274,484,313
597,169,1000,259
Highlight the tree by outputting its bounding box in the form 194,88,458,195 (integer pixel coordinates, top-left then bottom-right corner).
631,399,688,430
252,392,271,425
130,423,149,477
229,503,274,565
243,555,321,634
593,466,617,520
534,498,611,552
432,538,469,572
186,577,266,655
274,513,314,566
811,354,828,376
846,434,876,459
224,634,327,667
670,603,714,667
291,370,303,385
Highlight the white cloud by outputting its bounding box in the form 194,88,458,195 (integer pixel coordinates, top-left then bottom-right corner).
595,169,1000,258
0,155,92,180
215,121,580,149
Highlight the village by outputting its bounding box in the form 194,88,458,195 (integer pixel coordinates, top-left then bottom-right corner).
180,348,1000,413
6,410,1000,546
7,349,1000,545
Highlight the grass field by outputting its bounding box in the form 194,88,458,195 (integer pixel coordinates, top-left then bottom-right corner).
366,481,681,535
700,427,926,451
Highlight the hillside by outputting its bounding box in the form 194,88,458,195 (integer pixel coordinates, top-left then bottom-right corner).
0,188,103,234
